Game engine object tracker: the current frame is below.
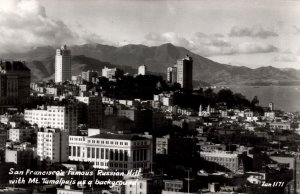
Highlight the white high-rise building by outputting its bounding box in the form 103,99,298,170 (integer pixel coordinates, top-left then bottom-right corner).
24,105,78,135
138,65,147,75
37,128,69,163
55,45,71,83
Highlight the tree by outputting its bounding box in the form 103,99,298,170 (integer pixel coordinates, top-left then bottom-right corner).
251,96,259,107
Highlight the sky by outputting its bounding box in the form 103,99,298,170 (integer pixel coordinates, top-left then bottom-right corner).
0,0,300,69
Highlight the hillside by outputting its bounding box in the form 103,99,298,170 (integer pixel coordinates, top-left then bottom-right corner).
2,43,300,85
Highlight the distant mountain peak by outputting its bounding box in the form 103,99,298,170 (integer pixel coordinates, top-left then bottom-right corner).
1,43,300,85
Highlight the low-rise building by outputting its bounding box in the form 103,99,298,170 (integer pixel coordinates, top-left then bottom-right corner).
69,133,152,170
269,122,291,131
57,185,102,194
199,151,242,172
37,128,69,163
24,105,79,135
125,177,162,194
5,147,35,169
8,127,35,143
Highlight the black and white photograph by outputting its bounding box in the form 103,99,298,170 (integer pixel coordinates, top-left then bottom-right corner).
0,0,300,193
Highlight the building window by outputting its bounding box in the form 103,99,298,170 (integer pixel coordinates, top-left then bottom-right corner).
110,149,114,160
120,150,123,161
73,146,76,156
87,147,91,158
124,150,128,161
69,146,71,156
105,149,109,159
77,147,80,157
133,150,136,161
96,148,100,158
92,148,95,158
115,150,119,161
101,148,104,159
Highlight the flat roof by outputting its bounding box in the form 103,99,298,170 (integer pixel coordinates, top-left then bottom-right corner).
89,133,147,141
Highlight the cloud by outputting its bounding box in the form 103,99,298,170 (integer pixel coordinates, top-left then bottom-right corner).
144,31,278,56
273,53,299,62
194,32,224,38
191,32,278,56
293,26,300,34
229,25,278,39
234,42,278,54
144,32,191,49
0,0,107,53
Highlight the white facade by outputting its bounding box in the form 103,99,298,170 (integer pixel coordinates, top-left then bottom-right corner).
125,178,152,194
55,45,71,83
37,128,69,163
138,65,147,75
153,93,174,106
102,67,119,79
24,105,78,135
69,134,152,170
200,151,240,172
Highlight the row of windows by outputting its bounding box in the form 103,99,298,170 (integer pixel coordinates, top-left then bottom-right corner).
70,146,129,162
87,139,129,146
86,147,129,161
107,162,128,168
133,162,148,169
203,156,237,162
133,149,147,161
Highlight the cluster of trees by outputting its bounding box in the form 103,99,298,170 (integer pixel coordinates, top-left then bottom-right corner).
98,75,169,99
96,74,262,111
174,88,262,112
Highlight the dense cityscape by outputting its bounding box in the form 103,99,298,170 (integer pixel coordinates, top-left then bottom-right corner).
0,44,299,194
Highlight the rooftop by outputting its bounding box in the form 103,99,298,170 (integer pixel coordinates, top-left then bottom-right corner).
0,61,30,72
89,133,147,141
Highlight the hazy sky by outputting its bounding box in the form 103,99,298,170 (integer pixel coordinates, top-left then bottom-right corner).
0,0,300,69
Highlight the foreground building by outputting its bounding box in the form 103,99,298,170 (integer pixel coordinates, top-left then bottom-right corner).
5,147,35,169
75,96,103,128
8,127,35,143
37,128,69,163
69,133,152,170
0,61,31,113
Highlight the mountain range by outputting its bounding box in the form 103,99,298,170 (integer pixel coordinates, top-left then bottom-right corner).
1,43,300,86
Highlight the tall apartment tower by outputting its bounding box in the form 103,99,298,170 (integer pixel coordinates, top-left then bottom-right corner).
55,45,71,83
174,55,193,90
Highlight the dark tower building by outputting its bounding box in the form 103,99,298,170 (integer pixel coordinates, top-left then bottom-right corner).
175,55,193,91
0,61,31,113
